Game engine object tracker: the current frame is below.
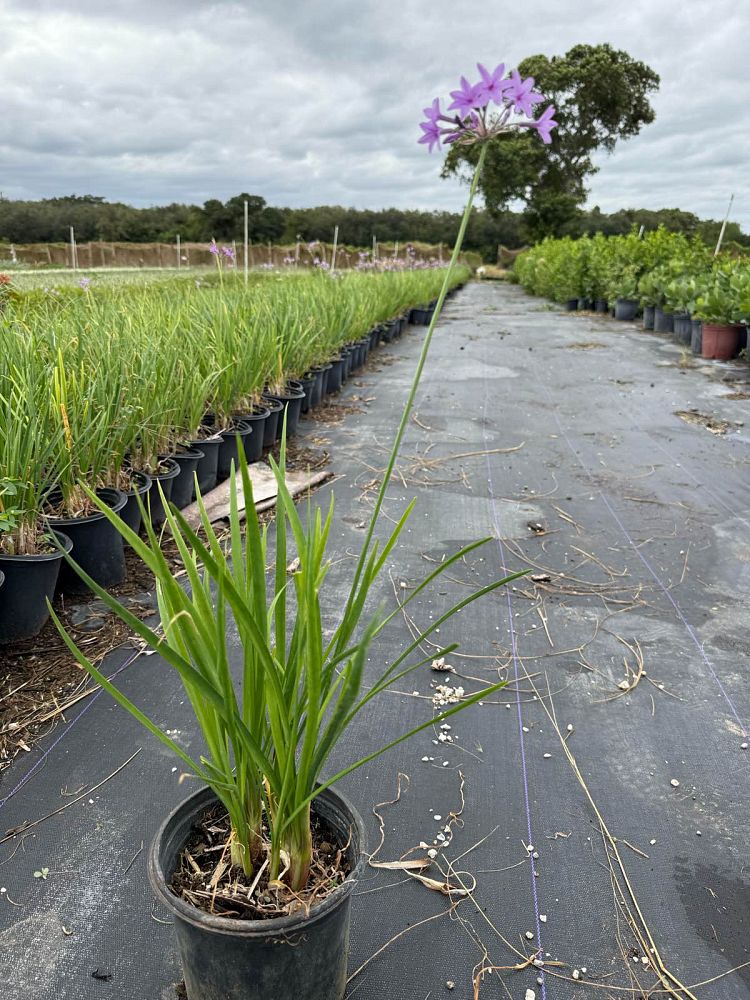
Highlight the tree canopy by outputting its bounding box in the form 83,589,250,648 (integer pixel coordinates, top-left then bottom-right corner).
443,43,661,241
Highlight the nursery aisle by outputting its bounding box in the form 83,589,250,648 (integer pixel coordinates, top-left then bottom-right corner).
1,282,749,999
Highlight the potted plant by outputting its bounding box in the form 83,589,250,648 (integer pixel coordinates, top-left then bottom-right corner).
51,63,556,1000
0,363,72,643
695,270,743,360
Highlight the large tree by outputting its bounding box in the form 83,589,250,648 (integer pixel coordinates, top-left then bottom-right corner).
442,44,660,241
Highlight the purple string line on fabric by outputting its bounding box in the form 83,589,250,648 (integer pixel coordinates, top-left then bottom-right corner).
481,352,548,997
543,390,748,744
0,647,142,812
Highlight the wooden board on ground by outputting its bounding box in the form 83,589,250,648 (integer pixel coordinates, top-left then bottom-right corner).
180,463,332,528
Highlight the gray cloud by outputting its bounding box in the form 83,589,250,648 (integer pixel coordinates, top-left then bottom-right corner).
0,0,747,231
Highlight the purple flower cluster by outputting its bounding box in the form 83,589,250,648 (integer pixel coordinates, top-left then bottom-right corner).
78,277,92,290
209,240,236,263
419,62,557,153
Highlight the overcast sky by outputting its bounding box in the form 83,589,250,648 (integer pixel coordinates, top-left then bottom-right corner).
1,0,748,231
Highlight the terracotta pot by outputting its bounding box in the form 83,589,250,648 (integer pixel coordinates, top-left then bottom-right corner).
701,323,742,361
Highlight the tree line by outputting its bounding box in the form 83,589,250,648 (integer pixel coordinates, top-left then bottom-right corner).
0,194,745,262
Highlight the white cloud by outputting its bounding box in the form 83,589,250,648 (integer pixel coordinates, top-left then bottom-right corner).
0,0,747,230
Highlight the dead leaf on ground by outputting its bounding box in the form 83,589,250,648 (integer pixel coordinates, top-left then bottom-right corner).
674,409,731,435
567,341,607,350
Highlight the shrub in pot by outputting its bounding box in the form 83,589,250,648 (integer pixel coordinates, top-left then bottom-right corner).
695,273,743,361
52,68,555,1000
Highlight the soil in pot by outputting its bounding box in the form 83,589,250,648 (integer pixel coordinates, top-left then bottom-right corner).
232,406,270,463
0,531,73,644
149,785,364,1000
642,305,655,330
171,447,205,510
145,457,181,528
217,422,253,479
45,488,127,594
614,298,638,321
702,323,742,361
119,470,152,538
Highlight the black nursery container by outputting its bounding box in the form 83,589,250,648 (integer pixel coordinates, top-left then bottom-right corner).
326,357,346,394
614,298,638,321
171,448,205,510
146,458,181,528
45,488,127,594
654,307,674,334
148,785,365,1000
119,471,152,537
189,437,221,498
260,397,284,447
217,422,253,479
233,407,270,463
0,532,72,644
264,384,306,439
594,299,608,314
690,319,703,355
643,306,655,330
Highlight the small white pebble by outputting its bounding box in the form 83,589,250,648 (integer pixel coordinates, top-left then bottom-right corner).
566,724,573,732
442,761,449,767
427,848,437,859
581,967,587,973
525,990,536,1000
412,690,419,696
670,779,680,788
421,756,430,762
171,767,177,773
543,753,552,759
505,704,511,709
572,969,580,980
525,930,535,940
0,888,5,893
532,851,539,859
88,798,94,804
650,839,656,846
433,814,442,821
741,743,748,750
522,726,529,733
446,983,455,992
696,830,702,836
539,914,547,923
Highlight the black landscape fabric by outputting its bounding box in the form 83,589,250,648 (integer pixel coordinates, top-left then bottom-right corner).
1,282,748,999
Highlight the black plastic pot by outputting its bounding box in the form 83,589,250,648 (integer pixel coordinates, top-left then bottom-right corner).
595,299,608,314
298,375,317,414
691,319,703,355
171,448,205,510
0,531,72,644
614,298,639,321
577,297,592,311
233,407,270,463
260,397,284,447
189,436,221,497
119,471,152,538
308,366,330,408
564,299,578,312
654,307,674,334
45,488,127,594
673,313,692,345
326,357,346,394
265,384,305,439
146,458,181,527
643,305,655,330
148,785,365,1000
217,422,253,479
410,306,434,325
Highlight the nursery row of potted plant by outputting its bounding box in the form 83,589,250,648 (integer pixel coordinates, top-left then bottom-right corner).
513,228,750,361
0,268,456,644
